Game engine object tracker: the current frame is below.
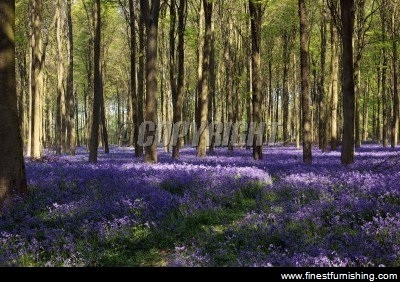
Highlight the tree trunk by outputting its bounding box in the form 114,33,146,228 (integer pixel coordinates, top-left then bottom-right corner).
141,0,161,163
195,1,204,132
246,34,252,150
0,0,27,205
249,0,263,160
172,0,186,158
55,0,66,155
167,0,177,153
197,0,212,157
318,8,328,152
100,72,109,154
224,18,234,151
66,0,75,155
128,0,137,150
293,53,300,148
362,81,369,141
89,0,101,163
208,16,215,153
135,5,145,157
282,31,291,146
340,0,355,164
381,5,388,147
30,0,43,159
391,5,399,148
299,0,312,164
330,21,339,151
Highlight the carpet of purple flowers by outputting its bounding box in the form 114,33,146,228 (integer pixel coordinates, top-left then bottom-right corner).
0,144,400,266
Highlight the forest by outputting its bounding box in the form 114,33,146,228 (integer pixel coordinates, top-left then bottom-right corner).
0,0,400,267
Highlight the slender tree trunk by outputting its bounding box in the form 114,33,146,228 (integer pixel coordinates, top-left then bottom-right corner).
208,16,215,153
355,70,361,147
282,32,290,146
0,0,27,205
195,1,204,131
66,0,75,155
319,8,328,152
249,0,263,160
30,0,43,159
299,0,312,163
55,0,66,155
224,18,234,151
330,21,339,151
197,0,212,157
376,65,382,142
75,92,80,146
141,0,161,163
362,81,369,141
89,0,101,163
172,0,186,158
293,53,300,148
382,54,388,147
135,6,145,157
99,71,109,153
128,0,137,151
340,0,355,164
391,5,399,148
246,34,253,150
167,0,177,153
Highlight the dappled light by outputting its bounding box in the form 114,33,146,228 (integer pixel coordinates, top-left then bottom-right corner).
1,145,400,266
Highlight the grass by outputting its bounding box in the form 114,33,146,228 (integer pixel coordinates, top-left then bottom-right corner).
78,181,267,266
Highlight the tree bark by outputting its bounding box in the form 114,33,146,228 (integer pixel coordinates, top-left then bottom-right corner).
66,0,75,155
340,0,355,164
318,7,328,152
128,0,137,150
141,0,161,163
224,17,234,151
89,0,101,163
208,14,215,153
100,71,109,154
195,1,204,132
380,4,388,147
282,31,291,146
172,0,186,158
0,0,27,205
293,53,300,148
55,0,66,155
197,0,212,157
249,0,263,160
330,21,339,151
135,4,145,157
299,0,312,164
30,0,44,159
390,3,399,148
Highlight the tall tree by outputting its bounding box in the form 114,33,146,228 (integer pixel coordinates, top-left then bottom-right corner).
197,0,212,157
340,0,355,164
390,1,399,148
66,0,76,155
249,0,263,160
128,0,137,154
329,19,339,151
141,0,161,163
55,0,66,155
89,0,102,163
30,0,44,159
136,2,145,157
172,0,186,158
318,6,328,152
299,0,312,163
282,30,294,146
0,0,27,205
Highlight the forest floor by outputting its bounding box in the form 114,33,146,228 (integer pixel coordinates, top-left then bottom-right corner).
1,144,400,266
